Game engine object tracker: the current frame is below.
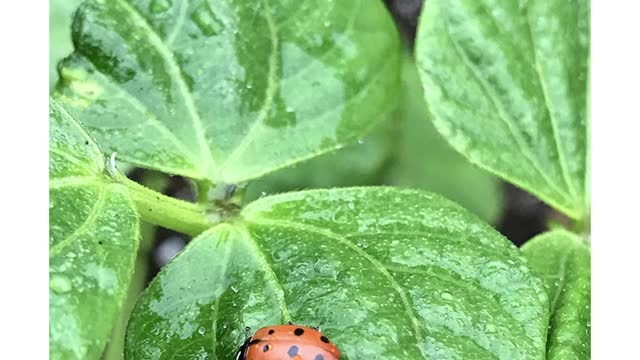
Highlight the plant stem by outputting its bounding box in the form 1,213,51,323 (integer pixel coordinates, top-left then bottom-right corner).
195,179,211,205
113,171,214,237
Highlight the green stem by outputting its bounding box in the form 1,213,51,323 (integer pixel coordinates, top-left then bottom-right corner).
113,172,214,237
195,179,211,205
572,215,591,241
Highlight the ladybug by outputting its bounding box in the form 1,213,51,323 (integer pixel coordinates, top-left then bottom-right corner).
235,323,341,360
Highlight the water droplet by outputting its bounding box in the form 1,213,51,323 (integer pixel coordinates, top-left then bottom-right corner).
440,292,453,301
357,139,364,144
50,275,72,294
150,0,172,14
198,327,205,335
231,286,238,293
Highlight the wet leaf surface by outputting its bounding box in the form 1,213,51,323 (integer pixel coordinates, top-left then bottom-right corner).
126,188,548,359
415,0,589,220
54,0,402,184
245,56,504,225
522,230,590,359
49,99,139,359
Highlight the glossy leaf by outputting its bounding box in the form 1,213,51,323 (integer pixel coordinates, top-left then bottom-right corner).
387,56,503,223
126,188,548,359
54,0,402,184
522,230,590,359
415,0,589,220
49,99,140,359
245,57,504,225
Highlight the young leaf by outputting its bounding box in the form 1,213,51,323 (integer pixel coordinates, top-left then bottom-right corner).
50,99,140,359
54,0,402,184
126,188,548,359
415,0,589,220
522,230,590,359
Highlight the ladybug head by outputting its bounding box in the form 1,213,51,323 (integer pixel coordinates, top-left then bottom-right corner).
234,337,251,360
235,326,254,360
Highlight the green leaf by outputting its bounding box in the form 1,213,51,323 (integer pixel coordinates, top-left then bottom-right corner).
387,56,503,224
49,99,140,359
415,0,589,220
50,0,85,90
54,0,402,184
126,188,548,359
522,230,590,359
245,57,504,225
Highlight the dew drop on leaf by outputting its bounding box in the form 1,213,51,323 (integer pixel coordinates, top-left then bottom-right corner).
191,2,222,37
440,292,453,301
50,275,72,294
150,0,172,14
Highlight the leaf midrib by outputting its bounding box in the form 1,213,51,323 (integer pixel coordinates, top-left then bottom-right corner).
436,4,579,218
49,182,109,257
245,217,424,343
523,5,580,203
235,224,294,323
114,0,217,176
218,0,280,175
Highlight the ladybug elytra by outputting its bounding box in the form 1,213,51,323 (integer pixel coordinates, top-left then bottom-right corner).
235,324,341,360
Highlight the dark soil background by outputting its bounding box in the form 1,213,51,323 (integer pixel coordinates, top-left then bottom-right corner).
134,0,555,279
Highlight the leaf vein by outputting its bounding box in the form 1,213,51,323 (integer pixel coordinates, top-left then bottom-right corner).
166,0,188,46
523,7,580,202
49,148,99,175
250,218,423,341
49,175,103,190
440,10,577,213
50,184,109,257
218,0,280,175
117,0,216,175
237,225,293,323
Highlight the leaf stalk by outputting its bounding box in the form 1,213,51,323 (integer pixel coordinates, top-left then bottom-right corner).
113,171,214,237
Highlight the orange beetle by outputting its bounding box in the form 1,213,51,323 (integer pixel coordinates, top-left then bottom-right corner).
235,324,341,360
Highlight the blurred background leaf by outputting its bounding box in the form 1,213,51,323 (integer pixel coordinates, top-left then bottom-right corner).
246,55,503,224
50,0,84,90
385,57,503,224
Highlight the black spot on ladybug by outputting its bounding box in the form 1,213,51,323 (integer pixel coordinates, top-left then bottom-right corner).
268,329,275,335
320,335,330,343
294,328,304,336
315,355,325,360
262,344,271,352
288,345,299,357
